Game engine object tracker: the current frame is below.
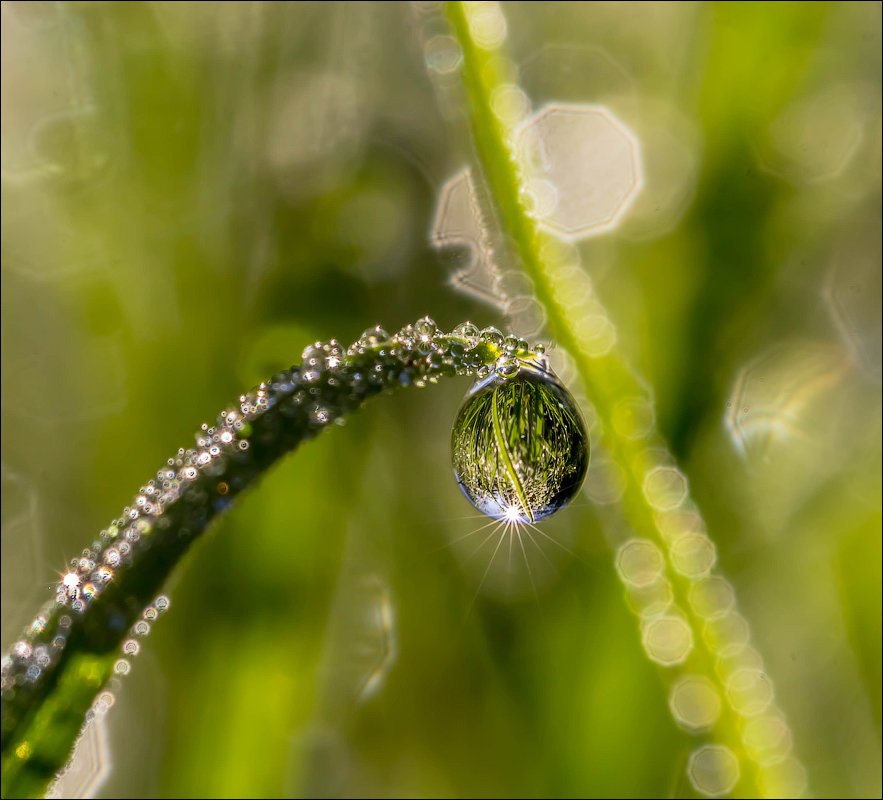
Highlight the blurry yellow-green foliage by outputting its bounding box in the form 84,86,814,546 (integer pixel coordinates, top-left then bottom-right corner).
1,1,879,797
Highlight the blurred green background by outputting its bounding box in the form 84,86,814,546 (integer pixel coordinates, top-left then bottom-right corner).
1,1,880,797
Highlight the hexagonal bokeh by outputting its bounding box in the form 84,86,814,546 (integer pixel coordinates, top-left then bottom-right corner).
764,82,869,185
687,744,740,798
825,241,882,382
615,538,665,588
642,614,694,666
642,465,688,511
516,104,641,238
669,674,722,732
1,464,46,645
431,169,504,310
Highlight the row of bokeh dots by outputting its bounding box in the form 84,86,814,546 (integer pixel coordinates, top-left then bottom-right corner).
424,3,807,795
43,595,169,799
614,481,805,797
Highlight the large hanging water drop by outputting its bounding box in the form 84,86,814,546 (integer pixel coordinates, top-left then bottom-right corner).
451,357,589,523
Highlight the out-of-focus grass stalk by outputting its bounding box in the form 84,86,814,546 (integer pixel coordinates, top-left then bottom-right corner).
445,2,803,796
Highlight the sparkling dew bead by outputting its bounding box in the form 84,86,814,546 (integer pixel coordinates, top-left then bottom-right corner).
452,322,481,351
451,358,589,523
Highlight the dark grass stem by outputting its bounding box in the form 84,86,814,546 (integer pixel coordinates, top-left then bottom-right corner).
0,317,535,799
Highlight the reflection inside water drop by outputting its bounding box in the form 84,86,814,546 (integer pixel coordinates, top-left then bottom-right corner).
451,358,589,523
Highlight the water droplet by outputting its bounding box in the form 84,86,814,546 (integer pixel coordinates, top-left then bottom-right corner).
395,323,416,347
480,326,503,346
301,342,325,368
95,691,116,714
414,316,438,340
12,641,32,660
451,360,589,523
325,341,344,370
452,322,480,350
503,334,520,353
358,325,391,349
94,566,113,584
494,355,520,378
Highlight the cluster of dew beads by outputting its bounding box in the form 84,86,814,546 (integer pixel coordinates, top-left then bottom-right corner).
113,594,170,681
2,317,560,729
0,318,515,700
451,338,589,524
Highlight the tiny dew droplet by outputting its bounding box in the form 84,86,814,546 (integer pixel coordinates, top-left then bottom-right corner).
414,316,438,340
503,334,520,353
495,355,520,378
451,358,589,523
360,325,390,347
480,326,504,346
452,322,481,350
